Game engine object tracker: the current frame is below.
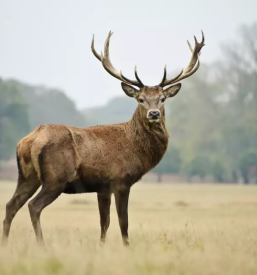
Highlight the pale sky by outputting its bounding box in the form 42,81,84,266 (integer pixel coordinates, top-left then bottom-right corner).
1,0,256,108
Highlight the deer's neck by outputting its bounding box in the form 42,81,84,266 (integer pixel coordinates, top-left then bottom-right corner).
128,105,169,169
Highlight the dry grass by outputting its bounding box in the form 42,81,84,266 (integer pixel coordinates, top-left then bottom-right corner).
0,181,257,275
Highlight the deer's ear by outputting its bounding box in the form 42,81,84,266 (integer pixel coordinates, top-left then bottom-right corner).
121,82,140,98
163,83,182,98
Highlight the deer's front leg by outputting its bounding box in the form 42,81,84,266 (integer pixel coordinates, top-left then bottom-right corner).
114,187,130,246
97,192,111,244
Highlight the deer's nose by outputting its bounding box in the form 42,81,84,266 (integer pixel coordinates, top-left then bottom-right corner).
148,110,161,119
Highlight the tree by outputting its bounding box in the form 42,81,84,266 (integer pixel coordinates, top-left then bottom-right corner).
5,80,87,129
0,81,30,165
239,151,257,184
152,145,181,183
209,157,226,183
165,23,257,183
0,79,88,166
183,156,210,182
215,23,257,179
82,96,137,126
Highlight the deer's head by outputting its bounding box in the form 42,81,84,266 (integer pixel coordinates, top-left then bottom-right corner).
92,31,205,124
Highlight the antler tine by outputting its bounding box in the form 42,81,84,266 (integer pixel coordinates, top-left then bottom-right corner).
159,66,183,87
91,34,102,61
134,66,144,87
194,35,198,44
187,40,193,52
120,66,144,87
91,31,144,88
120,70,143,87
159,65,167,86
101,31,124,81
201,30,205,44
159,31,205,87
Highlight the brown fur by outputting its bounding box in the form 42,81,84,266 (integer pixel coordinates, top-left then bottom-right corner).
2,30,204,246
2,84,177,246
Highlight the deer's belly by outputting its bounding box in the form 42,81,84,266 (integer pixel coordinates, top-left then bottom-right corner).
63,178,110,194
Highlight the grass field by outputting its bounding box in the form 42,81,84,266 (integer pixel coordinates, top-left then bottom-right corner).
0,181,257,275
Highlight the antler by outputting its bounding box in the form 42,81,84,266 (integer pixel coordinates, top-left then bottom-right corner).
91,31,144,88
159,31,205,87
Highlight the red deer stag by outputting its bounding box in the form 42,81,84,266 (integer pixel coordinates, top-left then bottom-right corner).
2,31,205,246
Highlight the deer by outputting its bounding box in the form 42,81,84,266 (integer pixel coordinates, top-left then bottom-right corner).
2,31,205,246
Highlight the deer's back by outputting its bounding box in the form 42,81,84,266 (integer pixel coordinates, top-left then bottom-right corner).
17,123,153,192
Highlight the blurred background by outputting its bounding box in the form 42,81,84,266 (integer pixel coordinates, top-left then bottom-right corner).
0,0,256,184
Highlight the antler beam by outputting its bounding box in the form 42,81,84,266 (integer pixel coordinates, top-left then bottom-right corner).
91,31,144,88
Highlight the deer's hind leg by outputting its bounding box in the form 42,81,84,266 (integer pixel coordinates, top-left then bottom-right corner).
28,143,77,245
28,185,63,246
2,174,41,245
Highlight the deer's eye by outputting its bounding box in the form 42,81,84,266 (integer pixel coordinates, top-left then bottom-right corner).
161,97,166,103
139,98,144,103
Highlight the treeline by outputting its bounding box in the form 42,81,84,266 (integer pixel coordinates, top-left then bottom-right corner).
0,79,86,164
0,23,257,183
154,23,257,183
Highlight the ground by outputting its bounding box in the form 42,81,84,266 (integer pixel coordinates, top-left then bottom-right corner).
0,181,257,275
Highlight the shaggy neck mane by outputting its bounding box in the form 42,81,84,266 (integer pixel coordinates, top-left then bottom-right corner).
128,105,169,169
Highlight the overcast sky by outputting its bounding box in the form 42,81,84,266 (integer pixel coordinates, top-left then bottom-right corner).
1,0,256,109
